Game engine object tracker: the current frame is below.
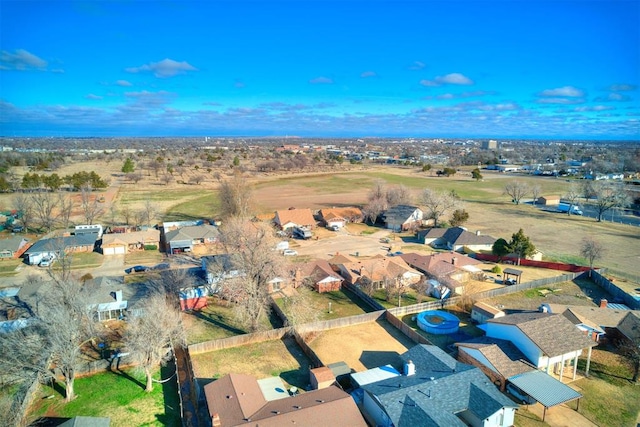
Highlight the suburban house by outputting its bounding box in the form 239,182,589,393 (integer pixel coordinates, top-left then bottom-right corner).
84,276,144,321
381,205,423,231
273,208,316,230
294,260,344,293
485,312,598,382
547,300,639,343
0,235,30,259
617,311,640,349
359,345,517,427
23,234,98,265
399,252,484,295
318,207,363,229
203,373,367,427
333,255,423,289
201,254,292,295
101,229,160,255
164,224,219,254
417,226,497,253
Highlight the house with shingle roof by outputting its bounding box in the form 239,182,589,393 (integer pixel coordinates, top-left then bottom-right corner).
334,254,423,288
273,208,316,230
486,312,597,381
360,345,517,427
164,224,219,254
400,252,483,295
203,373,367,427
23,234,97,265
381,205,423,231
417,226,497,252
456,337,535,391
294,260,344,293
101,229,160,255
0,235,30,259
318,207,363,228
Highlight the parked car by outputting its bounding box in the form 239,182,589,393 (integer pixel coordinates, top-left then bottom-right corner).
327,225,339,231
283,249,298,256
125,265,149,274
12,225,24,233
506,383,536,405
39,256,55,267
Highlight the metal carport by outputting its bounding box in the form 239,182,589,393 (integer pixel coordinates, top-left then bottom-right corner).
508,370,582,421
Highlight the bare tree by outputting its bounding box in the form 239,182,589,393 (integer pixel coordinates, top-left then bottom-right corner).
420,188,460,228
563,184,582,216
30,191,59,232
590,181,630,222
580,236,604,276
530,184,541,205
218,172,252,219
363,196,387,225
126,172,143,184
80,185,105,225
120,203,134,226
386,185,412,206
504,181,529,205
125,292,185,392
212,218,286,332
13,193,34,232
160,173,174,186
278,288,320,327
189,174,205,185
141,200,157,228
58,193,74,230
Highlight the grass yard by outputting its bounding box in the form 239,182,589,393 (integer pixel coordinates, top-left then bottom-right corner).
371,288,436,309
575,348,640,427
28,366,180,427
191,337,312,390
68,252,103,269
0,258,21,276
274,287,371,321
125,250,167,267
307,319,416,372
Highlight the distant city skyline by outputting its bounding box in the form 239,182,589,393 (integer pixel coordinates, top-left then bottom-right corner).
1,0,639,140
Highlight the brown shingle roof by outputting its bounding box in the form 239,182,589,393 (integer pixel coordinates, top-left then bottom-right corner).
488,313,597,357
319,207,363,222
457,337,534,379
204,374,366,427
274,208,316,228
102,229,160,246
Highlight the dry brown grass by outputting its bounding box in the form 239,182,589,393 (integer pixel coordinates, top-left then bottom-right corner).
308,319,416,372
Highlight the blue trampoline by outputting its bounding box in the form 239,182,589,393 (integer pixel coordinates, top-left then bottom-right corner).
416,310,460,334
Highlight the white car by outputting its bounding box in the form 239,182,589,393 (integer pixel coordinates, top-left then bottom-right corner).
39,256,55,267
283,249,298,256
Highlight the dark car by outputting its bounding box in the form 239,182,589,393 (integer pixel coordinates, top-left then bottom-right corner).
125,265,149,274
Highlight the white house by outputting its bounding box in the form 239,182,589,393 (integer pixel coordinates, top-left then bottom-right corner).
485,312,597,381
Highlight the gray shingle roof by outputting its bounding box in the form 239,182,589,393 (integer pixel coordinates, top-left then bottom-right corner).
488,312,597,357
456,337,534,379
362,345,516,427
165,224,219,242
382,205,421,224
24,234,97,254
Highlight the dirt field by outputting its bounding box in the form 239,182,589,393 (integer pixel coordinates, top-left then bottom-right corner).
307,319,416,372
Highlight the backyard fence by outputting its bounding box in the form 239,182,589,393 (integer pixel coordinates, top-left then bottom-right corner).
590,269,640,310
470,271,584,300
291,329,324,369
384,311,432,346
294,310,386,335
473,253,590,272
188,327,291,355
342,282,386,311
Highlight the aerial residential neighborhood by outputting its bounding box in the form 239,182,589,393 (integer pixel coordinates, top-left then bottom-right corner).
0,136,638,427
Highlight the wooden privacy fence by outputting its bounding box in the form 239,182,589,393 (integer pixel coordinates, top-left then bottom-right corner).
590,269,640,310
189,327,291,355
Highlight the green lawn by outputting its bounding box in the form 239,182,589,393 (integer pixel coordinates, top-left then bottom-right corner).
28,366,181,427
69,252,103,269
274,287,371,321
163,192,221,222
125,250,166,266
182,299,248,345
372,288,435,309
575,349,640,427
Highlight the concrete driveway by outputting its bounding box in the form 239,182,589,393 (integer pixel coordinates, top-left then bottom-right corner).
293,229,402,259
85,254,125,277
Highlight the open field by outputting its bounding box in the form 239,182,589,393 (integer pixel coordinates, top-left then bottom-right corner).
307,319,416,372
27,366,180,427
190,337,312,389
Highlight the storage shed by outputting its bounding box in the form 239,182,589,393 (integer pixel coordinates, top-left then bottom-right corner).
471,302,506,324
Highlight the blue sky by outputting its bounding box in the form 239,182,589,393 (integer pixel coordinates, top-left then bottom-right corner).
1,0,639,139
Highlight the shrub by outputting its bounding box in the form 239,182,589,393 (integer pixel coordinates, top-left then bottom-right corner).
491,265,502,275
144,244,158,251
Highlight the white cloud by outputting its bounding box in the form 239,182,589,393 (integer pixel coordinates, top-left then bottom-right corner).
609,84,637,91
0,49,48,71
125,58,198,78
116,80,133,87
573,105,615,112
85,94,103,100
420,73,474,87
309,76,334,84
539,86,584,97
360,71,377,78
536,97,585,105
408,61,426,70
594,92,631,102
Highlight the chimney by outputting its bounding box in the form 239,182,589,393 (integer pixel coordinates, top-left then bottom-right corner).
451,257,457,266
212,413,221,427
600,299,608,308
476,230,481,236
404,360,416,376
